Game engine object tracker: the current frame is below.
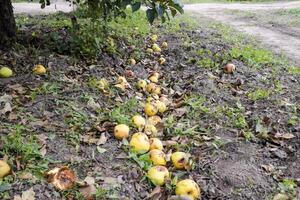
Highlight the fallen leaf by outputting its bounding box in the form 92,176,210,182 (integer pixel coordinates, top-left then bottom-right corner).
97,132,107,145
261,164,274,173
146,186,162,199
0,102,12,114
96,146,107,153
79,184,97,200
14,187,35,200
274,133,295,140
273,193,289,200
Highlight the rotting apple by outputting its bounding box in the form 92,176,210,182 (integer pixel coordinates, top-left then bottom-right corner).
175,179,200,200
171,152,189,169
147,166,169,186
130,132,150,154
149,149,166,166
114,124,130,140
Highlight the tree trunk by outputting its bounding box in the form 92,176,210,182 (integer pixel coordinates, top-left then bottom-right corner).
0,0,16,47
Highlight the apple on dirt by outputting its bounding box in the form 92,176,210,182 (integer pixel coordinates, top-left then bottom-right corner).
149,138,163,150
151,34,158,42
161,42,168,48
147,166,169,186
114,124,130,140
136,79,147,91
33,64,47,75
158,57,166,65
147,115,162,126
46,166,76,190
152,43,161,53
132,115,146,130
146,48,154,54
224,63,236,74
0,160,11,179
128,58,136,65
148,72,160,83
130,132,150,154
171,152,189,169
149,149,166,166
144,102,158,117
0,66,13,78
144,123,158,136
155,100,167,113
175,179,201,200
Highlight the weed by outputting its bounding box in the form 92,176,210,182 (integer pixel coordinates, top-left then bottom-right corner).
248,88,270,101
287,66,300,75
108,98,139,124
288,115,298,126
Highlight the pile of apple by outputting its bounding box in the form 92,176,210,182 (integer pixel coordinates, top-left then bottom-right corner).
112,35,200,200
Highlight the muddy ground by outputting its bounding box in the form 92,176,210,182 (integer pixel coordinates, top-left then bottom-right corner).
0,13,300,200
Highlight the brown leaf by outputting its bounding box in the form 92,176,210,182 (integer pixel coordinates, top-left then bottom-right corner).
273,193,289,200
1,102,12,114
261,164,275,173
97,132,107,145
146,186,162,200
79,184,97,200
14,187,35,200
274,133,295,140
173,107,187,118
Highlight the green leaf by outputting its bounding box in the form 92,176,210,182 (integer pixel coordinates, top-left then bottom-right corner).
131,2,141,12
146,9,156,24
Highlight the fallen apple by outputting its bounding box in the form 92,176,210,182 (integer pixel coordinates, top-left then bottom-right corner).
162,42,168,48
149,149,166,166
130,132,150,154
146,83,158,93
175,179,200,200
144,123,158,136
0,67,13,78
152,43,161,53
149,75,158,83
147,115,162,126
0,160,11,179
114,124,130,140
224,63,236,74
33,64,47,75
151,34,158,42
46,166,76,190
146,48,154,54
155,100,167,113
144,102,158,117
147,166,169,186
149,138,163,150
171,152,189,169
129,58,136,65
132,115,146,130
158,57,166,65
137,79,147,91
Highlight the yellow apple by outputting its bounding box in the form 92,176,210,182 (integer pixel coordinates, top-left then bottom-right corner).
151,34,158,42
171,152,188,169
129,58,136,65
132,115,146,130
130,132,150,154
144,124,158,136
152,44,161,52
146,48,154,54
149,75,158,83
175,179,200,200
33,64,47,75
0,67,13,78
0,160,10,179
158,57,166,65
146,83,157,93
155,100,167,113
149,149,166,166
162,42,168,48
149,138,163,150
144,102,158,117
147,166,169,186
137,79,147,91
147,115,162,126
117,76,128,84
114,124,130,140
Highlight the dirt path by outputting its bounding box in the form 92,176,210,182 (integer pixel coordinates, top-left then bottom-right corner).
184,1,300,64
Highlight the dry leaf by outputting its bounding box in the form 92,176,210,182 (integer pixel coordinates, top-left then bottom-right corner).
1,102,12,114
14,187,35,200
79,184,97,200
146,186,162,199
274,133,295,140
97,132,107,145
273,193,289,200
261,164,275,173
